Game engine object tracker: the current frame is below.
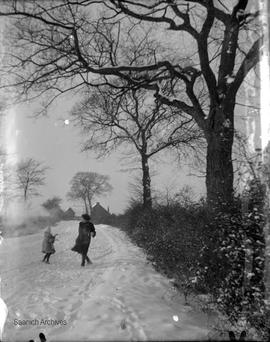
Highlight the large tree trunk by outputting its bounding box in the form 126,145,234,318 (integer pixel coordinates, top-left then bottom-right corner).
206,107,234,209
87,195,92,215
83,198,89,214
24,189,27,202
24,181,29,202
141,155,152,209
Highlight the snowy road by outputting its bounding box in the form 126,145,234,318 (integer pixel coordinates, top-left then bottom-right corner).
0,221,212,341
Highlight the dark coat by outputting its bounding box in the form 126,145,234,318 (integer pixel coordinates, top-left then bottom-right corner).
71,221,96,255
42,231,56,254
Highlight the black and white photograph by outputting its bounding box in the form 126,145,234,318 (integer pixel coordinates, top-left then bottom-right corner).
0,0,269,341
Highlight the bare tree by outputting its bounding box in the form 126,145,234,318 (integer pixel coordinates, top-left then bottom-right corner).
0,0,261,209
16,158,48,202
67,172,112,214
72,87,202,209
127,173,160,207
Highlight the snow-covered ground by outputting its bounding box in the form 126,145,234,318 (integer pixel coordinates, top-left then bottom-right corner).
0,222,215,341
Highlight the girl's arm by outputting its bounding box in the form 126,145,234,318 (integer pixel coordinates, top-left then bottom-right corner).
90,223,96,237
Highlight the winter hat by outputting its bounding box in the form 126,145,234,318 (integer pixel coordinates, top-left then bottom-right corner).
82,213,91,221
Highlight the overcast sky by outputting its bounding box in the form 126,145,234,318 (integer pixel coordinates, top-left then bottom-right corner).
3,94,205,215
1,0,261,216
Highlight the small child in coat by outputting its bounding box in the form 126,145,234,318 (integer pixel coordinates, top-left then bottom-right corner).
42,226,57,264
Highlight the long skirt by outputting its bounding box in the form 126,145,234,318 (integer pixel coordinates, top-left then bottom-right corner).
71,239,90,255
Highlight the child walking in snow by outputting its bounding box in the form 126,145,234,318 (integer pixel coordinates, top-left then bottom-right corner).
42,226,57,264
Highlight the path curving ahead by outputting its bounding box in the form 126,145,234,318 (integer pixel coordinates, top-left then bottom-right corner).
0,221,212,341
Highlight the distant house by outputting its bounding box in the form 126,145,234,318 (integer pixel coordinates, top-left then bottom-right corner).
91,202,111,224
63,208,75,220
54,207,65,219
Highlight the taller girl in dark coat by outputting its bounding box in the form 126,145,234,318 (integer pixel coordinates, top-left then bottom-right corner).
71,214,96,266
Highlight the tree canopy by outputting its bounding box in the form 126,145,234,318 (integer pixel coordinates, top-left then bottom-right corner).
0,0,262,208
67,172,113,214
16,158,48,202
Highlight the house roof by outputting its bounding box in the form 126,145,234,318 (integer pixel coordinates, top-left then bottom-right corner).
65,207,75,213
92,202,110,216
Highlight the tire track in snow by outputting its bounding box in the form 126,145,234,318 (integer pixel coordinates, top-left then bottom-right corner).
1,222,211,341
86,225,148,341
